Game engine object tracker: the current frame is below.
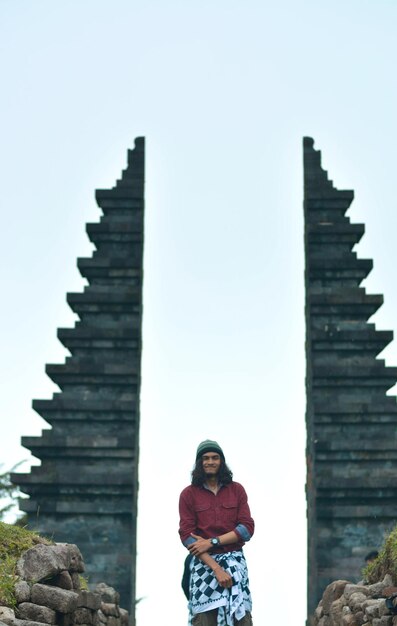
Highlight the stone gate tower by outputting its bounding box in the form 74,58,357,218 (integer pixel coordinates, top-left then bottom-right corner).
12,138,145,619
304,137,397,619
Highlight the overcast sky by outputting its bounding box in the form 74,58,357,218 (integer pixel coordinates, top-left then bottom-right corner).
2,1,397,624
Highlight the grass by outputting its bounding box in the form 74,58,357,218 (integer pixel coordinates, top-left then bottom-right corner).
364,526,397,584
0,521,52,607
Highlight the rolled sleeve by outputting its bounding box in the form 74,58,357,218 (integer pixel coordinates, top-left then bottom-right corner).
234,523,252,542
183,536,196,547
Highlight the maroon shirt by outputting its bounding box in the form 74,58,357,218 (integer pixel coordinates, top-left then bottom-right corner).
179,481,255,553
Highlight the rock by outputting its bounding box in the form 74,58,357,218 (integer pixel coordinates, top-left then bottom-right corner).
372,618,393,626
383,587,397,597
344,585,370,600
94,584,120,605
316,604,324,620
119,608,129,626
331,597,346,625
16,544,61,582
71,573,81,591
74,608,94,625
31,583,79,614
17,602,56,625
52,571,73,590
367,582,390,597
0,607,15,625
323,581,351,614
106,618,121,626
13,620,53,626
348,593,367,613
100,603,119,618
57,615,74,626
78,591,101,610
364,598,386,619
14,581,31,603
342,615,357,626
52,544,85,573
97,610,107,625
354,611,365,625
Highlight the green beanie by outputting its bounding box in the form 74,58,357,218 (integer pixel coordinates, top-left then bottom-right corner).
196,439,225,460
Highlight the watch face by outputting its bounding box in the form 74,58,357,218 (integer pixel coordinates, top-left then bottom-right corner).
211,538,219,546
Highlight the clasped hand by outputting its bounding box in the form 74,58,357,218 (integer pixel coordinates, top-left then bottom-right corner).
188,533,211,556
188,533,233,588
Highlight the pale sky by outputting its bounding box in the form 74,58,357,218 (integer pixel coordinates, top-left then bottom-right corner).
1,1,397,624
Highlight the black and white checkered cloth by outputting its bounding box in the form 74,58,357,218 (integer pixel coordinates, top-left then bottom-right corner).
188,551,252,626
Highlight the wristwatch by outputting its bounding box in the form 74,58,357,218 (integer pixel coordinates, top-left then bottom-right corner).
210,537,220,547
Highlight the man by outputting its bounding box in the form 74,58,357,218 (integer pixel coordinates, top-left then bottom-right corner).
179,440,254,626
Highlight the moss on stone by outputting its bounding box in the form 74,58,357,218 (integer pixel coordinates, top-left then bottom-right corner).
0,521,52,607
364,526,397,584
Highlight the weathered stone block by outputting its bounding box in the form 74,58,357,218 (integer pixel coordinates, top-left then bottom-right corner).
119,608,128,626
100,603,119,617
344,585,370,600
348,593,367,613
94,584,120,605
78,591,101,610
52,544,85,573
74,608,94,624
364,598,387,619
323,581,351,614
71,573,81,591
0,607,15,625
17,602,57,624
13,620,51,626
16,544,61,582
51,571,73,590
15,580,31,603
31,583,79,613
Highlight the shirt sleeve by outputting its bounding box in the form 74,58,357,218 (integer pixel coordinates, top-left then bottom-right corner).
234,483,255,540
179,487,198,547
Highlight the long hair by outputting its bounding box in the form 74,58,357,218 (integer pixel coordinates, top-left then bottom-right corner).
191,457,233,486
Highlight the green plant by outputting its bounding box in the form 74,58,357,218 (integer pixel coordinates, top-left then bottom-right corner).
0,554,18,607
79,575,89,590
0,462,26,522
0,521,52,607
363,526,397,584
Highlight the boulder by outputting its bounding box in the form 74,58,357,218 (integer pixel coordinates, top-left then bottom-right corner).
0,607,15,626
100,603,119,618
16,544,61,582
74,608,94,624
31,583,79,613
13,620,52,626
78,591,101,611
323,581,351,614
51,544,84,573
17,602,57,624
94,584,120,605
51,571,73,590
14,581,31,603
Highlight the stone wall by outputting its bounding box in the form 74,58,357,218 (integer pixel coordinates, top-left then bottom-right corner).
0,543,130,626
11,137,145,614
313,577,397,626
303,136,397,616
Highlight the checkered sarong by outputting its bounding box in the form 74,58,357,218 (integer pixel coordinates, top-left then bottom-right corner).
188,551,252,626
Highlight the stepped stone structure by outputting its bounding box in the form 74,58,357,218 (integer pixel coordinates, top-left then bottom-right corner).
12,137,145,618
304,137,397,619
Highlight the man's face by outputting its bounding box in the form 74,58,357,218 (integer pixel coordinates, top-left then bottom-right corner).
202,452,221,477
